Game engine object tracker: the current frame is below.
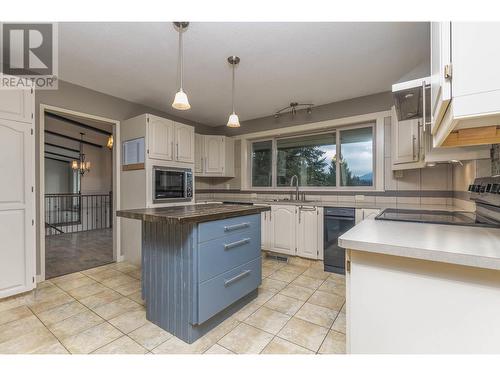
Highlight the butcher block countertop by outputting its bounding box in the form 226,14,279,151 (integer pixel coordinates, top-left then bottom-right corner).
117,203,270,224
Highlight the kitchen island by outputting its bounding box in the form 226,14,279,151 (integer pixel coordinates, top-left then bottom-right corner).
339,216,500,354
117,203,270,343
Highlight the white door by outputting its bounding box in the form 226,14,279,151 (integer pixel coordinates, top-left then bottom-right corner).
174,122,194,163
0,118,35,298
204,135,224,175
392,117,420,164
430,21,452,133
296,206,319,259
194,134,204,174
0,84,33,123
147,116,173,161
270,205,296,256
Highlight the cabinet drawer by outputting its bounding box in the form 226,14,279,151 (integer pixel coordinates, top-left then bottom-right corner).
197,257,261,324
199,229,260,282
198,214,260,243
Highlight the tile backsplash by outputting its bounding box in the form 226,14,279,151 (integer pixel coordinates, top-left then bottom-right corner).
492,144,500,176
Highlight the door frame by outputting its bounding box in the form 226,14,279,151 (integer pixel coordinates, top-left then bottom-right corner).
38,104,122,282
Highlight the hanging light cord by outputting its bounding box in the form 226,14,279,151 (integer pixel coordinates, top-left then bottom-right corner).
231,62,235,114
178,25,184,91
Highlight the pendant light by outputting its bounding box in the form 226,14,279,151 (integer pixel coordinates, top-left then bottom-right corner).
227,56,240,128
172,22,191,110
71,133,91,176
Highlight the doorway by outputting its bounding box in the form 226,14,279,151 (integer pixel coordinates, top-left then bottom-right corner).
40,105,120,280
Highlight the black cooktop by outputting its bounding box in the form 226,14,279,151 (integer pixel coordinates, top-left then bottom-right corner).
375,208,500,228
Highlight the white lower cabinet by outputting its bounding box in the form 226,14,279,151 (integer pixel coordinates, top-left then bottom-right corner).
260,204,323,260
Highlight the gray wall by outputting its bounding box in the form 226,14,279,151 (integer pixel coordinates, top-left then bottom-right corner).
45,159,72,194
214,91,393,137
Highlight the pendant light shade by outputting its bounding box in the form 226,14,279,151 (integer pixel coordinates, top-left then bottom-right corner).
172,22,191,110
227,112,240,128
227,55,240,128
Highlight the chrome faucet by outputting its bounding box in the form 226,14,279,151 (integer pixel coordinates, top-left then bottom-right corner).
290,175,299,201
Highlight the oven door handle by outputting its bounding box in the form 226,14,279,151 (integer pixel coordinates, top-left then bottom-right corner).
325,215,355,221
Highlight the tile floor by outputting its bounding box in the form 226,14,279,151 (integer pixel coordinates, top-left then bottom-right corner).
0,255,346,354
45,228,114,279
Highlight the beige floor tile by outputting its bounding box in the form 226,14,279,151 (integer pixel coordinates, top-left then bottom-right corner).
0,315,45,344
128,321,172,351
328,273,346,285
127,291,145,306
318,279,345,297
261,265,277,278
101,274,137,289
232,300,261,321
0,305,33,326
264,294,304,316
113,280,142,296
280,264,307,275
268,270,299,283
288,257,313,268
204,343,234,354
36,280,55,289
28,292,75,314
218,323,273,354
295,302,338,328
126,269,142,280
318,330,346,354
261,336,314,354
109,262,139,273
253,289,276,305
50,272,85,284
86,268,123,282
291,275,324,290
67,282,110,300
81,264,115,276
48,309,104,339
260,277,288,292
280,284,315,301
308,290,345,311
152,335,213,354
0,293,32,313
92,297,143,320
277,317,328,352
245,306,291,334
331,312,346,334
94,335,148,354
109,309,147,334
204,317,241,343
78,289,122,309
301,268,330,280
36,300,87,325
0,327,59,354
32,341,69,354
61,322,123,354
52,275,95,291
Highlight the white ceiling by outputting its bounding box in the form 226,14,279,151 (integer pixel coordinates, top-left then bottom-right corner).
58,22,429,126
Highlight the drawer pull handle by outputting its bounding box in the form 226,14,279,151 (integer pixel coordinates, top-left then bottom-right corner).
224,222,250,232
224,270,251,287
224,238,250,250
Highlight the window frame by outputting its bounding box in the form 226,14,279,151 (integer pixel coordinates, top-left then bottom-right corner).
249,122,376,191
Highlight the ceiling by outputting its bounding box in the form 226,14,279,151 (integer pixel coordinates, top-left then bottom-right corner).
58,22,430,126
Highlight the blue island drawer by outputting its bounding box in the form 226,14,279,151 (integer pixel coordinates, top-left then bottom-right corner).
197,257,261,324
198,214,260,243
198,229,260,282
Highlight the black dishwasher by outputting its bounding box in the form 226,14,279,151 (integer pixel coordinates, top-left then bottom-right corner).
324,207,355,274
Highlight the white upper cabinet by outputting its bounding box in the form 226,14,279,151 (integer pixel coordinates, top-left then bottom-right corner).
431,22,500,147
392,117,421,165
174,122,194,163
270,205,296,256
147,115,173,161
430,21,452,134
146,115,194,164
0,84,33,124
194,134,235,177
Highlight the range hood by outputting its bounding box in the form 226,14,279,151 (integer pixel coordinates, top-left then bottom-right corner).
392,77,430,122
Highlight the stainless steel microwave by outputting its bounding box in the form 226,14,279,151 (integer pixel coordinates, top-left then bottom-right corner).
152,166,193,203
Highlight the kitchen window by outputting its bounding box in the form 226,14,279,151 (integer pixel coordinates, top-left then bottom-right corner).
250,123,375,189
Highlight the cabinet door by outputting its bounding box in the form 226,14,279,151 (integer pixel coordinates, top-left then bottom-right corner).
0,83,33,123
174,122,194,163
296,207,319,259
270,205,296,256
261,211,271,250
392,113,420,164
430,22,452,133
194,134,204,174
204,135,225,175
147,116,173,160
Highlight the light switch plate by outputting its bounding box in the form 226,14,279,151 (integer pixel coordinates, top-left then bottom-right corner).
355,195,365,202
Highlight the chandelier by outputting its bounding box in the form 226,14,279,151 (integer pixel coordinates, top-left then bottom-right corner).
71,133,91,175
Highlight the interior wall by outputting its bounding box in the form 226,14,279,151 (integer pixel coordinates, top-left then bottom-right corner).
79,144,112,194
45,159,72,193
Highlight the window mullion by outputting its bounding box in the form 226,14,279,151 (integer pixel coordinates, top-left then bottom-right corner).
336,131,340,188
